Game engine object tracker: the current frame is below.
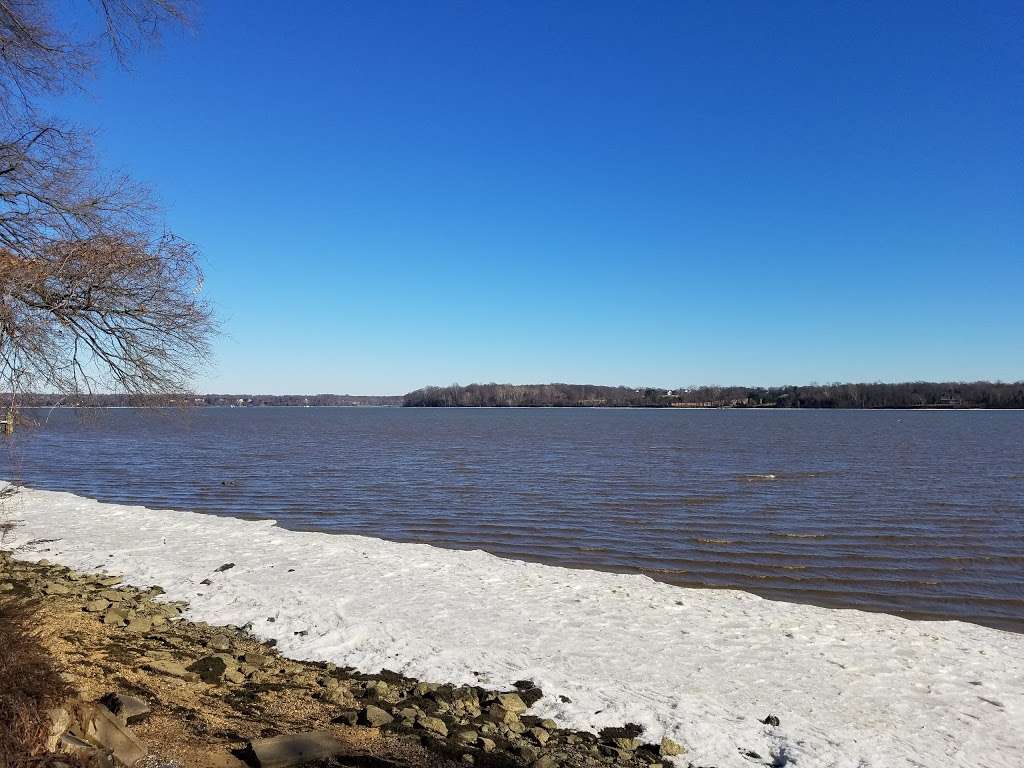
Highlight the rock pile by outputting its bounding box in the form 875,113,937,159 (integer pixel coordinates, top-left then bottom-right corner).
2,553,692,768
46,694,151,766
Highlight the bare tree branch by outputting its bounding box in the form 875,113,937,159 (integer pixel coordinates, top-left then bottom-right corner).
0,1,213,410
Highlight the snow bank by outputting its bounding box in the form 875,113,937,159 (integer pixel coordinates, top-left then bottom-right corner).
2,483,1021,768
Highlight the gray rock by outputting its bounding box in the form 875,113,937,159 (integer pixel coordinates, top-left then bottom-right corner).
396,706,419,723
247,731,343,768
478,737,496,753
454,729,478,744
333,710,358,727
144,659,199,682
43,581,71,595
358,705,394,727
188,655,228,684
529,727,550,745
487,703,520,726
659,737,684,756
497,692,528,713
611,737,641,751
416,714,448,736
84,598,111,612
126,617,153,634
209,633,232,651
99,693,151,726
518,745,539,763
103,607,128,626
76,702,147,766
243,651,269,668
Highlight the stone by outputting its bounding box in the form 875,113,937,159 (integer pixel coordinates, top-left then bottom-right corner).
332,710,359,727
46,707,72,751
215,562,235,572
599,745,631,761
125,617,153,634
461,755,475,765
76,702,147,766
487,704,520,726
519,687,544,707
761,714,780,727
103,607,128,626
247,731,344,768
529,727,550,745
358,704,394,727
224,668,246,685
99,590,124,602
659,737,684,756
208,633,231,651
58,731,99,757
518,745,539,763
611,737,641,751
43,581,71,595
533,757,558,768
0,582,14,592
84,598,111,613
416,715,448,736
243,651,269,667
154,604,182,619
478,737,496,753
540,719,558,730
98,693,151,726
144,659,199,682
497,692,528,713
188,655,228,684
455,729,478,744
396,706,419,723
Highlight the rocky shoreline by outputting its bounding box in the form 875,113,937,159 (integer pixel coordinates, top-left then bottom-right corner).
0,553,691,768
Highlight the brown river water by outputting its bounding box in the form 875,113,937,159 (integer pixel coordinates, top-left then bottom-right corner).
3,407,1022,631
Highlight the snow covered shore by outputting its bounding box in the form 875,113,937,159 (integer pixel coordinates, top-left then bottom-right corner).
2,483,1022,768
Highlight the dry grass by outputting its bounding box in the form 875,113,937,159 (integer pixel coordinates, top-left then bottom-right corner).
0,597,75,768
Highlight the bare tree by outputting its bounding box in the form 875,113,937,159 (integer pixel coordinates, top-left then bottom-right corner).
0,0,212,416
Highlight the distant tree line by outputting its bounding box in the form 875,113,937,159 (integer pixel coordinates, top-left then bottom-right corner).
6,393,402,408
8,382,1023,409
402,382,1024,409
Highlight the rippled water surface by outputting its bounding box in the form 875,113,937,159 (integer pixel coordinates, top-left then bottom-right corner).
3,407,1022,630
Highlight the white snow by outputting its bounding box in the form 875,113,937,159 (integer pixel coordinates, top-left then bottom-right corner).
2,482,1022,768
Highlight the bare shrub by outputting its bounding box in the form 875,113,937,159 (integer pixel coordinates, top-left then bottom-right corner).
0,595,76,765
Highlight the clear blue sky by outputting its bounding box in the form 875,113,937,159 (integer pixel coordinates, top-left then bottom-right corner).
58,1,1022,394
